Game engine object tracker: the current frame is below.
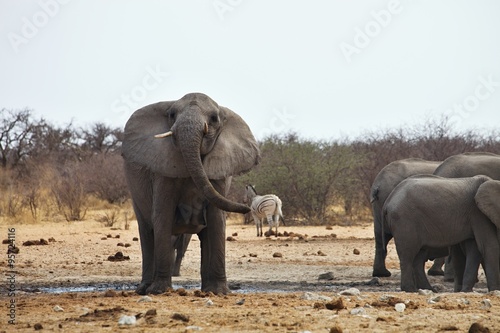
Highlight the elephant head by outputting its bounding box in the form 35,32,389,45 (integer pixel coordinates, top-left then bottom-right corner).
475,179,500,229
122,93,260,214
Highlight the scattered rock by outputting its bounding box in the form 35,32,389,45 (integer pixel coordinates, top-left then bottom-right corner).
301,292,332,302
339,288,360,296
353,248,360,255
489,290,500,297
2,239,10,244
272,252,283,258
317,250,327,256
329,325,343,333
115,235,120,239
366,277,381,286
34,323,43,330
48,237,56,242
107,234,112,238
107,252,130,262
232,232,238,237
118,315,137,325
481,299,492,310
249,253,258,257
226,236,236,242
133,237,139,241
350,307,366,315
137,296,153,303
22,239,49,246
325,298,346,311
117,242,125,247
145,309,157,317
176,288,188,296
172,313,190,322
205,299,214,306
236,298,245,305
394,303,406,313
326,226,333,230
124,243,131,248
469,322,490,333
318,272,335,281
53,305,64,312
101,237,107,240
7,246,19,254
418,289,434,296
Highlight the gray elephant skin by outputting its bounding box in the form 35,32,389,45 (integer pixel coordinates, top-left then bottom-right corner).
122,93,260,295
370,158,440,277
383,175,500,292
433,152,500,285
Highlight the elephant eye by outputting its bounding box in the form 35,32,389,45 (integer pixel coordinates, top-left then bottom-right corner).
210,114,219,123
169,112,176,121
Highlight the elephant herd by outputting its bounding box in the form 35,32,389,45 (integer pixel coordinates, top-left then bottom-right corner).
121,92,500,295
371,153,500,292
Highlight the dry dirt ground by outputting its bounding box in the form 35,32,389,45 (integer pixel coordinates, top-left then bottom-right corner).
2,219,500,332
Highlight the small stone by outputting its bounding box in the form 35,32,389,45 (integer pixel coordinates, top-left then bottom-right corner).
481,299,492,310
428,296,441,304
489,290,500,297
272,252,283,258
236,298,245,305
301,292,332,302
249,253,258,257
186,326,203,331
317,250,327,256
137,296,153,303
329,325,343,333
205,299,213,306
117,242,124,247
171,313,190,322
133,237,139,241
232,232,238,237
118,315,137,325
469,322,491,333
339,288,360,296
226,236,236,241
350,307,366,315
418,289,433,296
318,272,335,281
394,303,406,313
34,323,43,330
367,277,381,286
353,249,360,255
53,305,64,312
145,309,157,317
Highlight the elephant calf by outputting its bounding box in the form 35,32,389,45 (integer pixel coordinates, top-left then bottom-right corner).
383,174,500,292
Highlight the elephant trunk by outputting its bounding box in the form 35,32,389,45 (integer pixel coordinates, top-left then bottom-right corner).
176,122,250,214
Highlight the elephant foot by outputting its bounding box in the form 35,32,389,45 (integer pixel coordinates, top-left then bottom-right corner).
427,267,444,276
372,268,391,277
145,279,172,295
202,281,230,295
135,282,152,295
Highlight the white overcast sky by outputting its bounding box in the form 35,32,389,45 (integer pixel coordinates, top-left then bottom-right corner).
1,0,499,140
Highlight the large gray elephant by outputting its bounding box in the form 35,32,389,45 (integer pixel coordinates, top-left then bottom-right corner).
122,93,260,295
432,152,500,281
370,158,441,277
383,175,500,292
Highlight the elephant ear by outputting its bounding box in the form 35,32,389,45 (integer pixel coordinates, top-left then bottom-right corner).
122,101,191,178
203,107,261,179
475,180,500,229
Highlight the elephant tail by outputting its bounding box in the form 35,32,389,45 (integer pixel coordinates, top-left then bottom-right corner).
370,186,379,204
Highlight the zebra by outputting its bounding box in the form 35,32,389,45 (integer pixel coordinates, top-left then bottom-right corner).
245,185,284,237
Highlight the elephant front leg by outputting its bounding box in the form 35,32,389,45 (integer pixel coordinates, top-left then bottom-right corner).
145,181,177,295
199,202,229,294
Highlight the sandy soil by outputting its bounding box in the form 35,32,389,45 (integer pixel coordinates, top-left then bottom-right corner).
2,219,500,332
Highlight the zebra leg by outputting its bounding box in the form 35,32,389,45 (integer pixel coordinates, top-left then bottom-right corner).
252,212,261,236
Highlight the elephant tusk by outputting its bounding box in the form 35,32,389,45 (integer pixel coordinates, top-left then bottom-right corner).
203,122,208,135
154,131,173,138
